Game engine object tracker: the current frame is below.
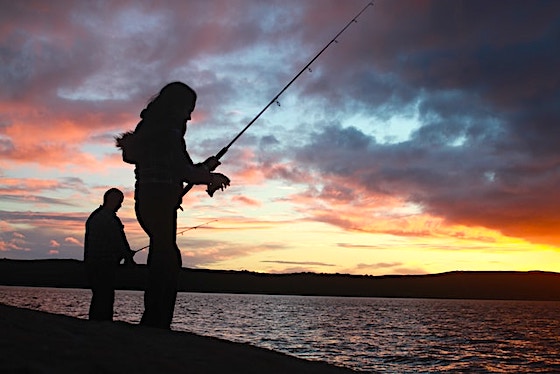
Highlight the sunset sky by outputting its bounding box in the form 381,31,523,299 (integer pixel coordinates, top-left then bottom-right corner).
1,0,559,276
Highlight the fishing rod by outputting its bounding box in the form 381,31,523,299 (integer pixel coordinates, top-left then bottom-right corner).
185,1,374,198
132,219,217,254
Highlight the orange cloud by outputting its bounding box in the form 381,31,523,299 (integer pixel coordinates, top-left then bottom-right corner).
282,174,525,247
231,195,261,207
64,236,82,247
1,177,69,193
0,97,135,170
0,232,30,252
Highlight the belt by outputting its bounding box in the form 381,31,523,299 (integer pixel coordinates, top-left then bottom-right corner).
137,177,179,184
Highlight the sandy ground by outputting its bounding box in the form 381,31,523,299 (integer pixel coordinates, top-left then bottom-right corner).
0,303,356,373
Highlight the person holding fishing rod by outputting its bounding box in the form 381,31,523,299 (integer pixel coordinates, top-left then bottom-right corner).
84,188,136,322
116,82,230,329
116,1,372,330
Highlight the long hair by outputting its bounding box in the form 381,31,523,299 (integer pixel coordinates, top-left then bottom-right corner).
141,82,197,122
116,82,197,162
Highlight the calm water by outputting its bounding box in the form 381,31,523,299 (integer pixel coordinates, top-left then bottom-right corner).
1,286,559,373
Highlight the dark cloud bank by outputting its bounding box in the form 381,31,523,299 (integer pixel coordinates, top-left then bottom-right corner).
277,0,560,246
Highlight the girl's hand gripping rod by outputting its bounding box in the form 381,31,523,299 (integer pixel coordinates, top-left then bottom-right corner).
185,1,374,199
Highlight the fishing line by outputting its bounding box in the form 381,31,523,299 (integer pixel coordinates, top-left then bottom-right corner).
184,1,374,198
132,219,217,254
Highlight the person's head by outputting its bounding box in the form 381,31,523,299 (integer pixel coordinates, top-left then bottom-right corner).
102,188,124,213
144,81,197,123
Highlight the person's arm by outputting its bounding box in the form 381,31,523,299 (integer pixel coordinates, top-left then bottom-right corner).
109,215,135,265
169,129,214,184
118,218,135,265
168,129,231,194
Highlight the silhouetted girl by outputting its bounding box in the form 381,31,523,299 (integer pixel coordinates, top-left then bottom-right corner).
120,82,229,329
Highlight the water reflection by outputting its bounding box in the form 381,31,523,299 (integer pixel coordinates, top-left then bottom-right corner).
1,286,559,373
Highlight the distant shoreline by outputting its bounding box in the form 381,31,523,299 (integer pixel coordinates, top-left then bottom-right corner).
1,258,560,301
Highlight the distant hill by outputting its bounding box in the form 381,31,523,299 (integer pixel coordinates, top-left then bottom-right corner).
1,259,559,301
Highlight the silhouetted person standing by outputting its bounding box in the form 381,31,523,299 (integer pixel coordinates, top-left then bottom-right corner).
118,82,229,329
84,188,135,321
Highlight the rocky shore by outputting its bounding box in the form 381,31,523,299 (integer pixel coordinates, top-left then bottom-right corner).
0,303,355,373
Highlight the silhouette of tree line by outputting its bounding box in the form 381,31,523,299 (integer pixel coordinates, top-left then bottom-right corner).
1,259,559,301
